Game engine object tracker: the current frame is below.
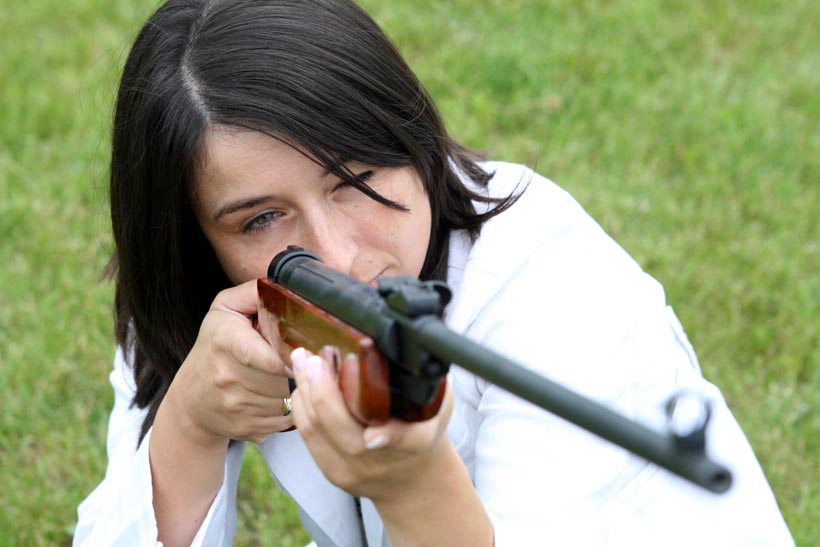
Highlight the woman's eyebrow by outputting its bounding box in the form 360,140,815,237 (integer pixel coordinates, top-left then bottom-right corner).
213,195,274,221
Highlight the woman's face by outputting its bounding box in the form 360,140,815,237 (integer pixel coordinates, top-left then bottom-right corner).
191,127,432,286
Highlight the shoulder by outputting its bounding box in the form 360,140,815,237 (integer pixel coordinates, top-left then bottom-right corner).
447,161,655,331
467,161,633,268
445,162,678,398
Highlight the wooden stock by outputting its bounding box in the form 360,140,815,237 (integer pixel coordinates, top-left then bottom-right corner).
257,278,445,424
258,278,390,423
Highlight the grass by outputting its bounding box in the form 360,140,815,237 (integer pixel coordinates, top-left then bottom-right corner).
1,0,817,544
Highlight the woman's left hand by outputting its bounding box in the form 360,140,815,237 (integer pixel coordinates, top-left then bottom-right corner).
289,346,454,503
290,346,493,546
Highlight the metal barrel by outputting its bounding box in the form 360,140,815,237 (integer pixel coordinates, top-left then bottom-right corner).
415,321,732,493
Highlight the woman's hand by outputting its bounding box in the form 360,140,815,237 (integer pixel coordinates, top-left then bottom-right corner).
151,279,295,546
164,279,294,447
289,346,454,500
290,347,493,546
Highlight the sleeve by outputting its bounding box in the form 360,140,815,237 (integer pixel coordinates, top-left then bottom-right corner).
456,232,793,545
73,347,246,547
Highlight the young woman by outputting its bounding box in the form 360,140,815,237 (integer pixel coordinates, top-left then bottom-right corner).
74,1,793,545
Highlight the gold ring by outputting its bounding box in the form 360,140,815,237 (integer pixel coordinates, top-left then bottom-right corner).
282,396,293,417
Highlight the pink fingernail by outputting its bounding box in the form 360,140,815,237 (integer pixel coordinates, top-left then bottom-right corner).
306,355,325,383
364,435,389,450
291,347,307,371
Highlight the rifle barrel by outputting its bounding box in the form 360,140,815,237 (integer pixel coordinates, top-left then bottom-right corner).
415,320,732,493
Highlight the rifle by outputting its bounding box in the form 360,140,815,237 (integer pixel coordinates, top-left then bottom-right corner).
257,246,732,494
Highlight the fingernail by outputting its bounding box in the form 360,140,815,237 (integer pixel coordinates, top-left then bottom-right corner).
364,434,389,450
306,355,325,384
291,347,307,371
320,345,340,371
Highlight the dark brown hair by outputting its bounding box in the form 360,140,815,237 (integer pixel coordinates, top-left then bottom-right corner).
109,0,517,441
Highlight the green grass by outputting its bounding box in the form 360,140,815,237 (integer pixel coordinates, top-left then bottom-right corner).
1,0,817,544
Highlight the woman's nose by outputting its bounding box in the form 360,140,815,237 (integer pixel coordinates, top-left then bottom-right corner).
299,211,358,275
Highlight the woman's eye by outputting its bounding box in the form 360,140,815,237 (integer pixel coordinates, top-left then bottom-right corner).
242,211,280,233
333,170,374,192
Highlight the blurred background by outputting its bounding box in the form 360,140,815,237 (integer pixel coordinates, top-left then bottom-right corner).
1,0,817,544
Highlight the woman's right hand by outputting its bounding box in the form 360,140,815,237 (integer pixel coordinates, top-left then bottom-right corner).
150,279,292,546
163,279,294,447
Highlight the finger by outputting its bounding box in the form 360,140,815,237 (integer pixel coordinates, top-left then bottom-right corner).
318,346,341,373
361,421,397,450
321,346,371,423
209,386,295,440
361,418,438,453
291,347,317,425
214,280,299,377
219,388,287,420
291,347,312,386
233,413,295,442
228,363,292,399
211,279,263,317
301,354,365,453
338,352,362,421
362,381,454,451
225,324,289,376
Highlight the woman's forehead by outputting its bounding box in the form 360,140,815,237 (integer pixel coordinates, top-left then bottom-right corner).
197,125,383,189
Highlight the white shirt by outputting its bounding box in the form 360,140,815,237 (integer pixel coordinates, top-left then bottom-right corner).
74,162,794,546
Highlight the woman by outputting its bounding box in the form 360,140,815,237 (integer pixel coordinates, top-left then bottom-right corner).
74,0,793,545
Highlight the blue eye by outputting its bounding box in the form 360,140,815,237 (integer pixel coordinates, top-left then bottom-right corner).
243,210,280,233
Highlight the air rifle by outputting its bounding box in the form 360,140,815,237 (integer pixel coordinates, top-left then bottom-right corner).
257,246,732,493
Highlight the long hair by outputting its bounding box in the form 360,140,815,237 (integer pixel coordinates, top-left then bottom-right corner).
109,0,517,441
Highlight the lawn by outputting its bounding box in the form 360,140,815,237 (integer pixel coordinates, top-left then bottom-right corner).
1,0,817,545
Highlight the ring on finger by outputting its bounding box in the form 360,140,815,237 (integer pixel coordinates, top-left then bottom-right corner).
282,396,293,417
